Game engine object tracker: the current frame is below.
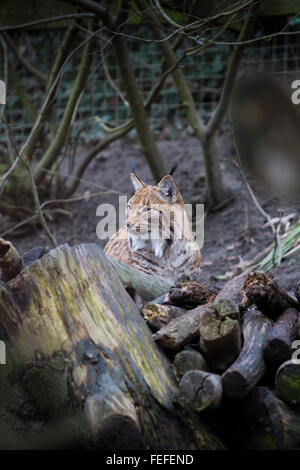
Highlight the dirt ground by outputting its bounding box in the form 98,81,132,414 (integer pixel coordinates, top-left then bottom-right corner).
3,131,300,295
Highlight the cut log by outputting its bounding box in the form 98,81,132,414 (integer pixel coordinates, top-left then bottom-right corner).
141,303,186,331
199,300,241,372
0,243,224,450
153,304,209,351
263,308,299,371
215,267,254,307
154,269,254,351
177,370,223,412
223,309,272,399
242,386,300,450
166,281,220,309
276,360,300,407
173,349,209,378
242,271,298,319
106,255,172,302
0,237,24,283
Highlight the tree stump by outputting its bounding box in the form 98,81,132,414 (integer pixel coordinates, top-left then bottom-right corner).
0,243,223,450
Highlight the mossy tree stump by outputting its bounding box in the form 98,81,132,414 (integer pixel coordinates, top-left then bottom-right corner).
0,243,223,450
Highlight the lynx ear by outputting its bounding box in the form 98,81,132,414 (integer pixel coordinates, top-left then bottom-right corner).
157,175,178,202
130,173,145,192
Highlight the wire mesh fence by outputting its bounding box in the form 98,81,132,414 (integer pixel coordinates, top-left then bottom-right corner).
1,28,300,145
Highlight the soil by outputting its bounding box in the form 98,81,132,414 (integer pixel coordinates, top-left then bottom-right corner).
2,131,300,295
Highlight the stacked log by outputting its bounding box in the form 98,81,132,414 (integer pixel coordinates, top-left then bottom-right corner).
143,268,300,448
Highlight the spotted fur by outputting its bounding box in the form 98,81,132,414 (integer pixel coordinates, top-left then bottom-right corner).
104,172,202,284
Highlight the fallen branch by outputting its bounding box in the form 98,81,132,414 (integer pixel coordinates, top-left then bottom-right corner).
106,256,172,302
242,271,298,319
166,281,220,309
223,309,272,399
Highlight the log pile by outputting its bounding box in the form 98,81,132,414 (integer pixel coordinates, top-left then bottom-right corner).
0,239,299,450
141,268,300,449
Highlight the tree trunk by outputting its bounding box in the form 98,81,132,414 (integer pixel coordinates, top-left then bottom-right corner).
34,28,94,184
0,243,223,450
112,35,166,182
138,0,231,208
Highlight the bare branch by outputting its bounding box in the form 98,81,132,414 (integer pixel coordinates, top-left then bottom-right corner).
2,31,47,82
206,9,255,138
22,156,58,248
33,25,95,184
0,13,97,32
100,40,128,107
62,0,113,27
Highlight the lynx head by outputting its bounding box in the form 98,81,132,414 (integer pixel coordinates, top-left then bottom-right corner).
126,170,191,258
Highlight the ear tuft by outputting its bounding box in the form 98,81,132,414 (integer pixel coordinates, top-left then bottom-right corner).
130,173,145,192
157,175,178,202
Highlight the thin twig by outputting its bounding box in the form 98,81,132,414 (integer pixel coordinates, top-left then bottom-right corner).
0,189,125,238
100,39,128,106
3,32,47,82
227,153,283,267
0,13,97,32
21,155,57,248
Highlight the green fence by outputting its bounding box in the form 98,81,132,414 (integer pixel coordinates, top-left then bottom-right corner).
1,27,300,144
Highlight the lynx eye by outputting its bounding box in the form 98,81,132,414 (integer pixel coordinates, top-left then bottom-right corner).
141,206,151,213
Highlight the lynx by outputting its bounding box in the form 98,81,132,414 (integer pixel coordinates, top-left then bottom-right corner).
104,171,202,284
